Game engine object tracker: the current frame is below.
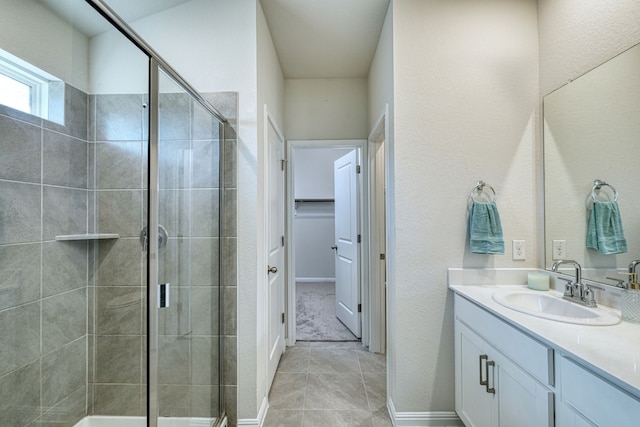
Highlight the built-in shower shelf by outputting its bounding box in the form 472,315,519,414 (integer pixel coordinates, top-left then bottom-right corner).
55,233,120,241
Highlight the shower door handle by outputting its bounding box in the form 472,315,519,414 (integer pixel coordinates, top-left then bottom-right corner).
158,283,170,308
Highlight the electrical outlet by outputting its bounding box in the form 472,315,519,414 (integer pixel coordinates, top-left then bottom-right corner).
512,240,526,260
552,240,566,260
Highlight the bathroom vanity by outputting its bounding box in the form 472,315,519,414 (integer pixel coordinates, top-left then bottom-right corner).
450,276,640,427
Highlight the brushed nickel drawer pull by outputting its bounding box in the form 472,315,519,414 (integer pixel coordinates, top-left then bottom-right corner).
486,360,496,394
479,354,488,386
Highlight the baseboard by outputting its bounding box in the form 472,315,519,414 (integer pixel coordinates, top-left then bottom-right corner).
295,277,335,283
237,396,269,427
388,397,464,427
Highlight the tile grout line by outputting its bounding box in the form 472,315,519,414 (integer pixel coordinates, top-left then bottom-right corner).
355,348,375,412
300,347,311,427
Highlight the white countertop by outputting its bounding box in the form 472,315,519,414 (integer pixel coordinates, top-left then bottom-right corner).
449,283,640,398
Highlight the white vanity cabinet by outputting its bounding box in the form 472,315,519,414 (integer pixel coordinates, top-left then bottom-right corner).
556,356,640,427
455,294,555,427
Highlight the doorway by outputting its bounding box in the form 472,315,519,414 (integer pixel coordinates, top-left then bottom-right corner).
286,140,368,345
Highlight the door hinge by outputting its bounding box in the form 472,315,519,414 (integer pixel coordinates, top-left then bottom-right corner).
281,235,285,247
357,234,361,243
281,312,286,324
358,304,362,313
356,165,361,174
281,159,287,171
380,253,385,260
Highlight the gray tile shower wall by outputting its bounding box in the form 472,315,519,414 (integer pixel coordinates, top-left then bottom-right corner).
0,83,89,427
89,92,148,417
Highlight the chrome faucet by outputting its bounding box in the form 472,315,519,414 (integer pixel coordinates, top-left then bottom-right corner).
626,260,640,288
551,260,597,307
629,259,640,276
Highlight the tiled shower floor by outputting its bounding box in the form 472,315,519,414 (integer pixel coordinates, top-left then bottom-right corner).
264,342,391,426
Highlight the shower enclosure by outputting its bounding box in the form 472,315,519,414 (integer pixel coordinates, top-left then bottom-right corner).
0,1,231,426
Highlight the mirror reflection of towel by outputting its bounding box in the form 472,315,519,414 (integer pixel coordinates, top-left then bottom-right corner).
587,200,627,255
469,201,505,254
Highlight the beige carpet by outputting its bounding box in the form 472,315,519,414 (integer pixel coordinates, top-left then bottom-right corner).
296,282,358,341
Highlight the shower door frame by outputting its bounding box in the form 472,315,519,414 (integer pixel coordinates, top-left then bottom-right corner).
84,1,229,426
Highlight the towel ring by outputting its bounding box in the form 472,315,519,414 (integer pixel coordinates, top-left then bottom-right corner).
591,179,618,202
470,180,497,202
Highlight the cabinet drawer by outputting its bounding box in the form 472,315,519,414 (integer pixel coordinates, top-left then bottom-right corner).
455,295,554,386
560,357,640,427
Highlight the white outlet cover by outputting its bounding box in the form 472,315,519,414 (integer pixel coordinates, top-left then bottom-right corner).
512,240,526,260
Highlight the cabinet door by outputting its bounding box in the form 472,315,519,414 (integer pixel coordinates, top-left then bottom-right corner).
560,356,640,427
456,322,497,427
494,351,554,427
557,402,596,427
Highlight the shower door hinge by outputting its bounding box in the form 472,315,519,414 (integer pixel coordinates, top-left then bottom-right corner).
281,312,286,324
356,165,361,174
357,234,361,243
358,304,362,313
281,159,287,171
281,235,285,247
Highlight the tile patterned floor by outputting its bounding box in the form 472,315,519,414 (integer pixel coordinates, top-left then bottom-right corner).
264,342,392,427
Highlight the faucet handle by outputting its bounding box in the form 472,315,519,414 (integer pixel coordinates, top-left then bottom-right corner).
619,272,640,290
606,276,627,288
583,284,603,307
557,277,574,297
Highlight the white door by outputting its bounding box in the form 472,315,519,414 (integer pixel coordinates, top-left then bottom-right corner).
334,150,361,337
266,110,285,390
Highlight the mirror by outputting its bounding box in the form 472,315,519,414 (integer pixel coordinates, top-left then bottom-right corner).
544,42,640,285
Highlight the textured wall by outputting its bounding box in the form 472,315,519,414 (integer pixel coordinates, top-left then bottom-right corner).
538,0,640,96
0,0,90,92
284,78,369,140
390,0,539,413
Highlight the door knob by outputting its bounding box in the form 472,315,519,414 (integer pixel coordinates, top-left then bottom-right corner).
331,245,338,250
268,266,278,274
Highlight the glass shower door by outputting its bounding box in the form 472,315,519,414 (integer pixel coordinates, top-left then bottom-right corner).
147,65,223,425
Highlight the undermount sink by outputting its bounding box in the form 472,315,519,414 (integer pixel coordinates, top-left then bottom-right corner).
491,289,620,326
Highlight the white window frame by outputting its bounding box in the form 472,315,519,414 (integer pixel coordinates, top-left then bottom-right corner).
0,49,54,119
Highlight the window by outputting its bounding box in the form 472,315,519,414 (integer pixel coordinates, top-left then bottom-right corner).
0,73,32,113
0,48,61,121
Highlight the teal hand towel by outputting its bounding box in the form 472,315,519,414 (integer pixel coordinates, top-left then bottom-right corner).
469,201,505,254
587,200,627,255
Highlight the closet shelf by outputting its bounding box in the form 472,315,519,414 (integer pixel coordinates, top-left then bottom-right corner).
55,233,120,241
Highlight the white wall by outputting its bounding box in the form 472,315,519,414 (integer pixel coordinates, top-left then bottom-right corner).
293,147,351,199
294,202,335,281
0,0,89,91
538,0,640,96
284,78,368,140
89,0,257,95
367,0,396,404
390,0,539,414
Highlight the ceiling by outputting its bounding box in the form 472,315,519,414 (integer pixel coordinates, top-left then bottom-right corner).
37,0,390,79
261,0,390,79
